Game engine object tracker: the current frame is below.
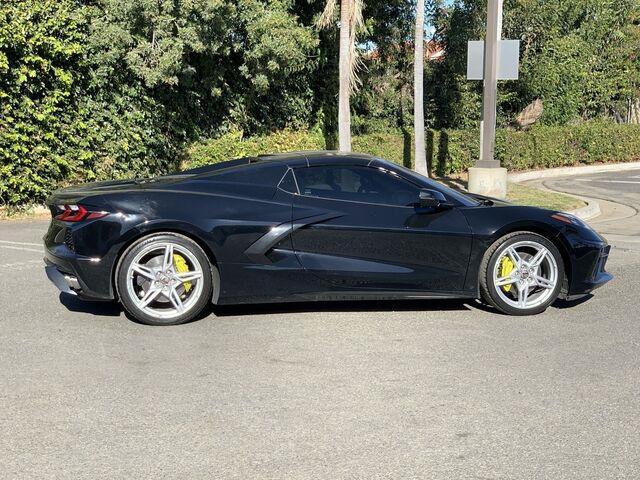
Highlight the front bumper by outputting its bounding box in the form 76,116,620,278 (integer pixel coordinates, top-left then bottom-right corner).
568,243,613,296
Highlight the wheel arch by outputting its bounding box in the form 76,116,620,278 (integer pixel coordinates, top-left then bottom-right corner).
111,225,221,304
487,223,572,295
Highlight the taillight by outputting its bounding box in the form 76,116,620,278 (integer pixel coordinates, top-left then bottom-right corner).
55,204,108,222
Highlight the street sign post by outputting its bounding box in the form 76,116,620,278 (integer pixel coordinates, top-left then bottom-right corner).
466,0,519,199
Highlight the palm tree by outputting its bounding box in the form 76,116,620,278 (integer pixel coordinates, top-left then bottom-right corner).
413,0,428,176
318,0,364,152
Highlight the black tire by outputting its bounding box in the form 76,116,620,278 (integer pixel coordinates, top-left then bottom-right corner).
479,232,564,316
116,233,214,326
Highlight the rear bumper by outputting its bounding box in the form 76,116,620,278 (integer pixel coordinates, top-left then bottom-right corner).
44,244,115,300
45,264,80,296
43,217,122,300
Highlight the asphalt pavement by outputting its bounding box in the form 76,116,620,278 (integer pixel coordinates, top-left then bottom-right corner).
1,172,639,479
543,169,640,247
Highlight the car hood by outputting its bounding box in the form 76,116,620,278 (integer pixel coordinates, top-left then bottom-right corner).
465,192,512,206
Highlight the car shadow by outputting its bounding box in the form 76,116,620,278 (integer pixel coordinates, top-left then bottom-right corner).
211,298,477,317
58,294,493,323
552,294,594,309
59,292,122,317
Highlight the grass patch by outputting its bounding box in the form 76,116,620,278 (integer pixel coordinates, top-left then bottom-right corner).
507,183,585,212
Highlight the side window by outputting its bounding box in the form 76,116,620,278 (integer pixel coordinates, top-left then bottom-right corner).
277,169,299,194
293,166,419,206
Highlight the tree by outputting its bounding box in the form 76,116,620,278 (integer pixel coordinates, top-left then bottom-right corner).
351,0,414,137
413,0,427,175
429,0,640,128
318,0,364,152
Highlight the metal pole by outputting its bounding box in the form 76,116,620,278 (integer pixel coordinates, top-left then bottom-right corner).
477,0,502,168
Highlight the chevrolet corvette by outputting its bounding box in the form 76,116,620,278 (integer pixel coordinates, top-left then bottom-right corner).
44,152,612,325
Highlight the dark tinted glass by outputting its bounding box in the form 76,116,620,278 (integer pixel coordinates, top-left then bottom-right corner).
205,163,287,187
294,166,419,206
386,161,479,207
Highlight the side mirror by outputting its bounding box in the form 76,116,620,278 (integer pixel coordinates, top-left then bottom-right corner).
418,189,451,209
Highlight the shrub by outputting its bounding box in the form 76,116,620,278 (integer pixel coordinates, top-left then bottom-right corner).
353,133,412,168
185,130,325,168
184,121,640,176
0,0,182,206
0,0,88,205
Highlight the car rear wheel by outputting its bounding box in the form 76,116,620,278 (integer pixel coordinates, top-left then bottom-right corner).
116,233,214,325
480,232,564,316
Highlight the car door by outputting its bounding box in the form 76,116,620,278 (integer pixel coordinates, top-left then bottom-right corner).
290,164,473,293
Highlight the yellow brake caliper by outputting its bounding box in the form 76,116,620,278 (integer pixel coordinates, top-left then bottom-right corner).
500,256,515,292
173,254,192,293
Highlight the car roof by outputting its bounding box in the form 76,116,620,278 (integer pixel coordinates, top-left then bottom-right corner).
256,150,377,167
182,151,386,176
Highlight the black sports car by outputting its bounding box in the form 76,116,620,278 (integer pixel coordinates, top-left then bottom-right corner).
44,152,612,325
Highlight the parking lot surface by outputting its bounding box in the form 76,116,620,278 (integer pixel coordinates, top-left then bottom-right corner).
544,169,640,247
1,173,639,479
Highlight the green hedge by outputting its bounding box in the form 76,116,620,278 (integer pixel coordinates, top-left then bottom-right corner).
3,120,639,207
184,122,640,175
0,0,181,207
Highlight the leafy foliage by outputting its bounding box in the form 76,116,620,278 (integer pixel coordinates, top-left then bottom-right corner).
184,122,640,175
186,130,325,167
0,0,319,205
1,0,640,205
0,0,88,204
429,0,640,127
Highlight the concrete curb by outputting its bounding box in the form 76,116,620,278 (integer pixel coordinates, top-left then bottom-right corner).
508,161,640,183
511,176,601,221
507,161,640,220
566,197,601,221
535,183,601,221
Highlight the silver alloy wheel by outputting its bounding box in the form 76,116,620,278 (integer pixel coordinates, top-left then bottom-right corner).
125,242,205,320
492,240,559,310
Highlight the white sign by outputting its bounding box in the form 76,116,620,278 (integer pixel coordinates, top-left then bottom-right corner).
467,40,520,81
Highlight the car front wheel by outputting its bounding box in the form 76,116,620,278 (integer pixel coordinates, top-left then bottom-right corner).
116,233,214,325
480,232,564,316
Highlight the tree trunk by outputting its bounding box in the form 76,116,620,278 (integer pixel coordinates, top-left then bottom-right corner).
413,0,427,176
631,98,640,125
338,0,352,152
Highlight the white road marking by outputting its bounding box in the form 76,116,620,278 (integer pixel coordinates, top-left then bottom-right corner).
0,240,43,247
575,178,640,185
595,180,640,185
0,260,42,269
0,245,44,253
